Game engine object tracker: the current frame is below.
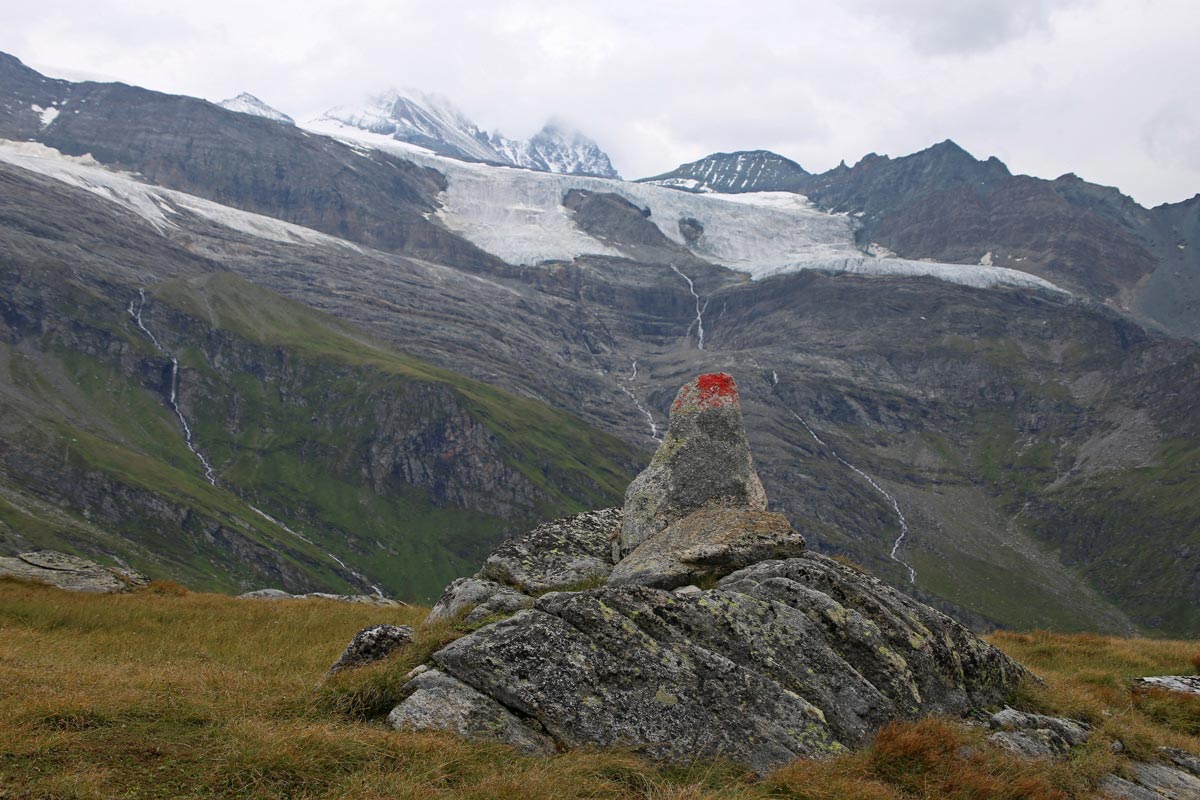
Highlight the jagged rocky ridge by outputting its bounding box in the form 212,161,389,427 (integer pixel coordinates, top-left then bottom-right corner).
389,375,1026,771
643,140,1200,339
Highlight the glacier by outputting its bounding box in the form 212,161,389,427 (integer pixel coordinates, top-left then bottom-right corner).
302,119,1067,295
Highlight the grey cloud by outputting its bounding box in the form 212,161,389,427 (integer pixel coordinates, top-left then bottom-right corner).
1143,101,1200,172
852,0,1090,54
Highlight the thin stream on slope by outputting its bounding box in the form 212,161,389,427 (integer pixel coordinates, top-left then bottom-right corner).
765,370,917,584
671,264,708,350
617,359,663,442
128,289,382,596
128,289,217,486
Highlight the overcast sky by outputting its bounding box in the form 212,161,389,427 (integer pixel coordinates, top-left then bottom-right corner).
3,0,1198,206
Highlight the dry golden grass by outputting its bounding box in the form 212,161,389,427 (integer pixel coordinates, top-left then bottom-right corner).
0,577,1197,799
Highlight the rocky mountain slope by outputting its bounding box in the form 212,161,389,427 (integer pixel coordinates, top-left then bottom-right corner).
0,52,1196,634
319,89,619,177
0,151,636,600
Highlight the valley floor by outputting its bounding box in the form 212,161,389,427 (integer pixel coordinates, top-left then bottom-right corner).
0,579,1197,800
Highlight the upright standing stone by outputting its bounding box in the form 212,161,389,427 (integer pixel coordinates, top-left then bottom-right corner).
618,373,767,556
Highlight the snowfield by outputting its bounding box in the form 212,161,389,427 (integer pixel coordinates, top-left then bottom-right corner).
303,118,1066,294
0,139,360,251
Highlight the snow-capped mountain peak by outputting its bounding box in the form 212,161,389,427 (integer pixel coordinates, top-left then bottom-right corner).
317,91,619,178
217,93,294,125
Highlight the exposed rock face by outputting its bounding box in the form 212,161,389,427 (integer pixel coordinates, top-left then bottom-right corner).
619,373,767,556
609,508,805,589
328,624,413,675
387,374,1028,771
0,551,147,593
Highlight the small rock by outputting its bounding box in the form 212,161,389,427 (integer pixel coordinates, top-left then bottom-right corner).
328,624,413,675
479,508,621,594
1099,774,1162,800
238,589,402,606
988,729,1062,758
239,588,294,600
1163,747,1200,777
426,577,531,624
985,707,1090,757
609,508,805,589
387,668,555,754
619,373,767,557
1132,676,1200,696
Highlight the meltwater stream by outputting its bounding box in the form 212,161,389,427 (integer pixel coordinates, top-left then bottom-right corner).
766,370,917,584
128,290,382,596
671,264,708,350
618,359,663,442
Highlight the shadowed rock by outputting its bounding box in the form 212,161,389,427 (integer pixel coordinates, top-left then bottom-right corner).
609,508,805,589
619,373,767,557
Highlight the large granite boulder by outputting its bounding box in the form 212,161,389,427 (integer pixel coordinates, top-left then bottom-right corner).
609,508,806,589
392,554,1025,771
0,551,147,593
619,373,767,557
385,374,1029,772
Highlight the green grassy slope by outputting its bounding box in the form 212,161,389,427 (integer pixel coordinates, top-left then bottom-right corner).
0,270,639,600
